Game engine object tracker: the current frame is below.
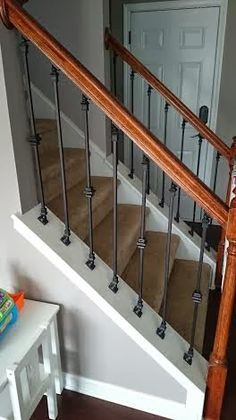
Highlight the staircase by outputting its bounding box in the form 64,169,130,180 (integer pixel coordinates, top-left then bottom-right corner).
37,118,211,355
2,1,236,419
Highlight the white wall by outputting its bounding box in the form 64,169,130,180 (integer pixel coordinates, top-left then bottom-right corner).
0,23,186,406
25,0,110,154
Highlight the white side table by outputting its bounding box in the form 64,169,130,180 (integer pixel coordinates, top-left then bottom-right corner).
0,299,63,420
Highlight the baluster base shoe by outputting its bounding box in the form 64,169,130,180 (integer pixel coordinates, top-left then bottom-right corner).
61,234,71,247
109,276,119,294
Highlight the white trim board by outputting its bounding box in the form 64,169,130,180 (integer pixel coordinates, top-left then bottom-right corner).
12,206,207,420
64,372,187,420
123,0,228,189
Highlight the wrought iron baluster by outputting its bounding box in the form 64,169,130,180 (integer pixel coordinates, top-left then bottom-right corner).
175,119,186,223
133,156,149,317
51,65,71,246
189,134,203,237
109,126,119,293
128,69,135,179
157,183,177,338
159,102,170,207
184,212,210,365
81,95,96,270
21,37,48,225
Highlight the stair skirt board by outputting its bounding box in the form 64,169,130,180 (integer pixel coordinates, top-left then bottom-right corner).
63,372,186,419
12,207,207,420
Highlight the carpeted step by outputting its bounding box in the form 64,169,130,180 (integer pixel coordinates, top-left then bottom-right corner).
122,231,180,312
166,259,211,353
36,119,59,154
48,176,115,241
92,204,143,275
41,148,86,202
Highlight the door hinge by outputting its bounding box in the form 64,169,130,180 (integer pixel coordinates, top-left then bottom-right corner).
128,30,131,45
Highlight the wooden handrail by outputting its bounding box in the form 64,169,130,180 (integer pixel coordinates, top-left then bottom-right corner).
105,28,231,162
2,0,229,226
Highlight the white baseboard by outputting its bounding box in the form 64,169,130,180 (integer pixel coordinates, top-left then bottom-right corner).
63,372,187,420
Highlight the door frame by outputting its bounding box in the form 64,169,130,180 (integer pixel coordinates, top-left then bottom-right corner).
123,0,228,189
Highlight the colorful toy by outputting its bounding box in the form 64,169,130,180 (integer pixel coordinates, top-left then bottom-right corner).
0,289,24,339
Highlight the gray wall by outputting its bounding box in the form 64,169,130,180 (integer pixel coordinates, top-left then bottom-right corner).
0,23,185,402
214,0,236,199
25,0,110,154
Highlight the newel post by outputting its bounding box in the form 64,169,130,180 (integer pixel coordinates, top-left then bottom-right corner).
216,137,236,286
204,189,236,419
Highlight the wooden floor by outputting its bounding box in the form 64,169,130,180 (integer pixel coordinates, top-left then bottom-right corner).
31,391,164,420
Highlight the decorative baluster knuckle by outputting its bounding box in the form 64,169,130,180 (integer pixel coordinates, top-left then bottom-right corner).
29,133,41,146
133,298,143,318
183,347,194,366
81,94,90,111
84,186,95,199
137,237,146,250
147,84,153,97
192,289,202,304
156,320,167,340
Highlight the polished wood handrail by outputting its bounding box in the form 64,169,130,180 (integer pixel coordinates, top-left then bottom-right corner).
2,0,228,226
105,28,231,162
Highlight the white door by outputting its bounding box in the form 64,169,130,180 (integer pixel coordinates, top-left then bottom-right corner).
125,4,220,220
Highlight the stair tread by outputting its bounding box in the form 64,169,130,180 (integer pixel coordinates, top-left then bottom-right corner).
122,231,180,312
48,176,114,240
91,204,142,275
41,148,85,180
166,259,211,353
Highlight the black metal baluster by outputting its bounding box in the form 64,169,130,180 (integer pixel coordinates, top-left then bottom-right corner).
184,212,210,365
51,65,71,246
189,135,203,236
81,95,96,270
159,102,170,207
175,119,186,223
157,183,177,338
109,126,119,293
21,37,48,225
128,70,135,179
133,156,149,317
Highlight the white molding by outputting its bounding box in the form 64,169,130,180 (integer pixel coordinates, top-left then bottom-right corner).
63,372,189,420
123,0,228,189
